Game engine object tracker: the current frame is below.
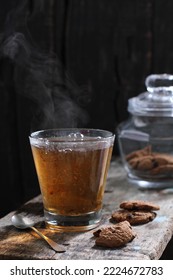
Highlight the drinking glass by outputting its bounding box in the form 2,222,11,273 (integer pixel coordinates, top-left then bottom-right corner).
29,128,115,232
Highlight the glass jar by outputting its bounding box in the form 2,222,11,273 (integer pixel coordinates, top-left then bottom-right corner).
117,74,173,189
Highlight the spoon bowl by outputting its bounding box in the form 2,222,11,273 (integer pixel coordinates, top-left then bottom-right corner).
11,213,66,253
12,214,35,229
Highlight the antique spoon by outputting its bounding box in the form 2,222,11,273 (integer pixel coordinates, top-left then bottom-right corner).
11,213,66,253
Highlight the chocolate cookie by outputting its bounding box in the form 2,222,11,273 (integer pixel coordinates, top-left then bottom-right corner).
93,221,136,248
111,209,156,225
120,200,160,211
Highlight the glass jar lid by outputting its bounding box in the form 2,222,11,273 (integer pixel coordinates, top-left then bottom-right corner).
128,74,173,116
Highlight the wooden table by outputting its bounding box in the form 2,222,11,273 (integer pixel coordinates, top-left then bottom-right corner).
1,158,173,260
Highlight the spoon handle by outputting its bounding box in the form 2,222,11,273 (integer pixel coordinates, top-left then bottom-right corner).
30,226,66,252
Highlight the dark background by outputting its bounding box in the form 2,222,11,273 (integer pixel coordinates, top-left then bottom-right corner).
1,0,173,218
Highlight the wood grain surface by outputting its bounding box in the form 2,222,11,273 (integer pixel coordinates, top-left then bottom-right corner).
1,158,173,260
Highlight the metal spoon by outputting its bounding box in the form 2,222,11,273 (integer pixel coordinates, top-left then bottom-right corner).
11,213,66,253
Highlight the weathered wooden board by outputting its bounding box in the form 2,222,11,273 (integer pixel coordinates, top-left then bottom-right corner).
1,159,173,260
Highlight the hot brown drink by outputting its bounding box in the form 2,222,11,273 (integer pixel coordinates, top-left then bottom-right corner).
31,144,113,215
29,129,114,231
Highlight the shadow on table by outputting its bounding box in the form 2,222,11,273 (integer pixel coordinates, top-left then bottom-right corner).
160,237,173,259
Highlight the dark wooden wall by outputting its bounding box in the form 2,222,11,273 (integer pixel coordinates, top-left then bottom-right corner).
1,0,173,217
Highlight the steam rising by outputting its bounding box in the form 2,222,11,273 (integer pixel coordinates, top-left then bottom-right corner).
0,3,89,131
